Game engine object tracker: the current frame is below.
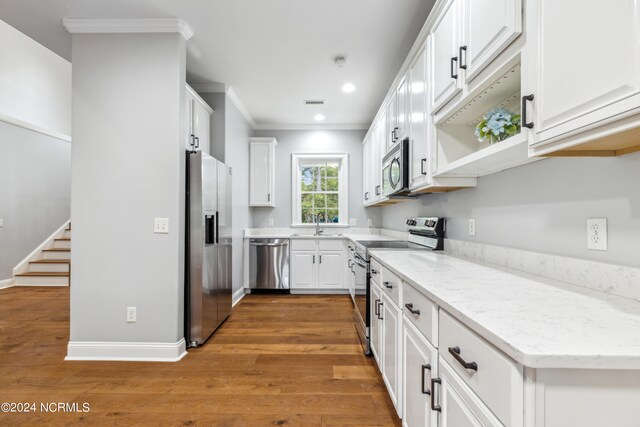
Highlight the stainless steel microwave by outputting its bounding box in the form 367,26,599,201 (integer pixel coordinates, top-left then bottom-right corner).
382,138,410,197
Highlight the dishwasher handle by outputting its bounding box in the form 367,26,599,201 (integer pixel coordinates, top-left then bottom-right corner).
250,242,289,247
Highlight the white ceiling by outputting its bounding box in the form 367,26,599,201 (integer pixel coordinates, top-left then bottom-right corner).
0,0,435,127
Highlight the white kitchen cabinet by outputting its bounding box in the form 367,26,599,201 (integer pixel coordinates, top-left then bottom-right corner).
396,76,409,142
431,0,462,112
290,250,316,289
362,134,373,205
370,281,383,365
290,239,345,291
524,0,640,156
318,251,344,288
185,85,213,153
386,95,398,150
381,290,402,416
402,318,438,427
249,137,277,207
460,0,521,83
408,44,431,190
435,357,502,427
372,111,386,201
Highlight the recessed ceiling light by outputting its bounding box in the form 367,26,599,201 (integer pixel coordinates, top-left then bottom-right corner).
314,114,325,122
342,83,356,93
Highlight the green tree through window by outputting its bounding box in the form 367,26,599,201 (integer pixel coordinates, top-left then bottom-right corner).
300,161,340,223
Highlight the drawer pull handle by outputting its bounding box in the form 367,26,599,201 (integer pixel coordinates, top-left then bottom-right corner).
371,269,379,275
421,364,431,395
405,303,420,315
383,281,393,289
374,299,380,316
430,378,442,412
378,301,383,320
448,346,478,371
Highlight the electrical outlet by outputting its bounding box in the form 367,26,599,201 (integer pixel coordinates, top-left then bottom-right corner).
154,218,169,234
126,307,137,323
349,218,357,226
587,218,607,251
268,218,274,227
468,218,476,237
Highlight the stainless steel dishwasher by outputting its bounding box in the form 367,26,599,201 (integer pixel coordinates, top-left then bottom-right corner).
249,238,290,292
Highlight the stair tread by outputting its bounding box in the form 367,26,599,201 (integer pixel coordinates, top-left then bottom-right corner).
42,248,70,252
54,237,71,241
15,272,69,277
30,259,70,264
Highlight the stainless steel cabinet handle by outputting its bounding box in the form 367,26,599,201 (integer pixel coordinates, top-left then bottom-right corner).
459,45,467,70
405,303,420,316
450,56,458,79
374,299,380,316
522,94,535,129
378,301,384,320
312,255,316,264
319,255,322,264
375,185,381,196
421,158,427,175
431,378,442,412
268,193,271,202
448,346,478,371
422,364,431,395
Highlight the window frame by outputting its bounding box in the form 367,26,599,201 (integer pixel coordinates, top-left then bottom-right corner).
291,153,349,227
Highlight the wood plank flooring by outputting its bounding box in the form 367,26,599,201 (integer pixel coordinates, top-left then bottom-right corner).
0,287,400,426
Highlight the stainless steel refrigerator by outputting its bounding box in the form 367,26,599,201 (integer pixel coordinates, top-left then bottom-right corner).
186,151,232,347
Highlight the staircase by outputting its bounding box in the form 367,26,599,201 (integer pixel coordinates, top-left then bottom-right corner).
14,224,71,286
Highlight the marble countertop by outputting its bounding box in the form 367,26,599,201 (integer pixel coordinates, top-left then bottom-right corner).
243,231,395,242
369,250,640,370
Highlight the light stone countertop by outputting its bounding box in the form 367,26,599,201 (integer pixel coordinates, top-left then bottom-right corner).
369,250,640,370
243,230,396,242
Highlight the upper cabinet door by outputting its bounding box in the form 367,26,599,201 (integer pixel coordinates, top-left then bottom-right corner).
362,136,373,205
431,0,462,112
249,139,276,207
524,0,640,146
461,0,521,83
409,45,431,189
193,101,211,154
396,75,409,141
387,96,398,149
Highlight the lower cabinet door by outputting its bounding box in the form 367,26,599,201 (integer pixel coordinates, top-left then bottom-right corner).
436,357,503,427
381,291,402,416
370,283,382,364
290,250,316,289
402,318,438,427
318,250,344,288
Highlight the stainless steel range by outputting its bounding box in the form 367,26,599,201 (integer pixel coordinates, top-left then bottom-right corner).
352,217,445,355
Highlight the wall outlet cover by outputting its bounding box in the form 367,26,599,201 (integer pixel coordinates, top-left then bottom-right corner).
349,218,357,226
587,218,607,251
154,218,169,234
468,218,476,237
126,307,137,323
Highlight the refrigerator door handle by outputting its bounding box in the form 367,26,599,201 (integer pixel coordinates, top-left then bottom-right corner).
215,211,220,244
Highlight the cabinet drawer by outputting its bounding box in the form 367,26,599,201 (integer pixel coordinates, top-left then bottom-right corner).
291,239,316,251
439,310,523,427
370,258,382,285
380,266,401,306
318,239,344,251
402,282,438,347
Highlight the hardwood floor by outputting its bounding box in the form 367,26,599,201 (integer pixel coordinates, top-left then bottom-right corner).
0,287,401,426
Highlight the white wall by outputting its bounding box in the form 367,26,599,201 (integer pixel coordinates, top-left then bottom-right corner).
379,153,640,268
0,19,71,138
70,32,187,346
252,129,380,228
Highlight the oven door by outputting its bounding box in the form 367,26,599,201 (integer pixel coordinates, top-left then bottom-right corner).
352,253,369,354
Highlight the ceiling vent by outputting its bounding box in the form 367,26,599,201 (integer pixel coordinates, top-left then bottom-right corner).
304,100,325,105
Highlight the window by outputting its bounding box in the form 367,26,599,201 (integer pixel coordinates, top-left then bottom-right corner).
292,153,348,226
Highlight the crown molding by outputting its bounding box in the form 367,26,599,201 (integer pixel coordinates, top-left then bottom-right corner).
253,123,369,131
63,18,194,40
189,83,228,93
226,87,257,129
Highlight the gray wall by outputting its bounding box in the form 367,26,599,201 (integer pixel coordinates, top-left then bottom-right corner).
0,121,71,279
70,33,187,344
379,152,640,268
199,92,253,295
252,129,380,228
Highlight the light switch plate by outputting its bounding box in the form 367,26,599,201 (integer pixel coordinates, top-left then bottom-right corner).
349,218,357,226
587,218,607,251
468,218,476,237
154,218,169,234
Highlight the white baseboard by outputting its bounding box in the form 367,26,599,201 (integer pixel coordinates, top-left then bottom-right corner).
289,289,350,295
232,287,246,307
65,338,187,362
0,278,15,290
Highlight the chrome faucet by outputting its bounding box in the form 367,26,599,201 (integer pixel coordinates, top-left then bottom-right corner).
315,214,324,236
